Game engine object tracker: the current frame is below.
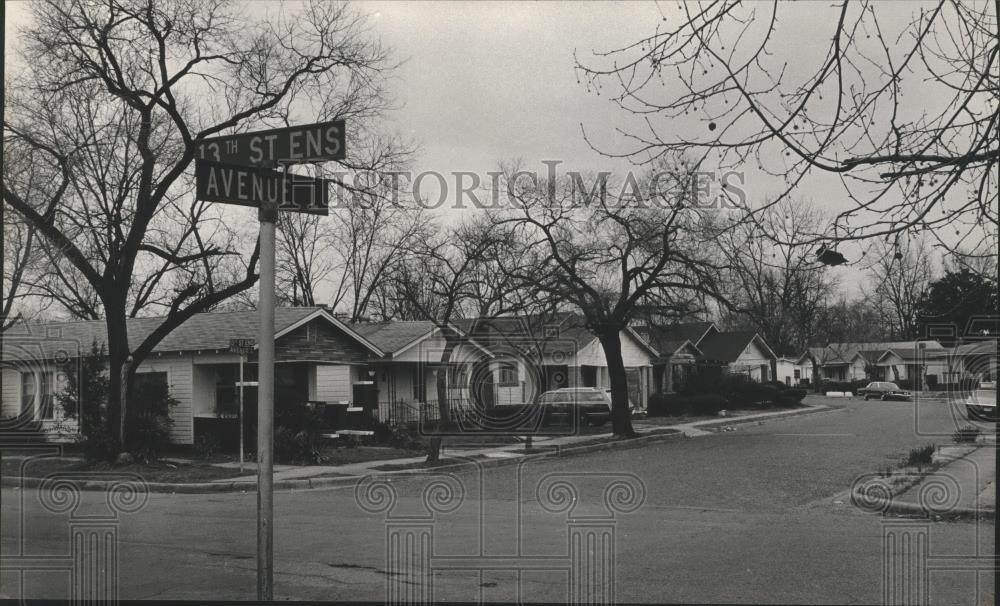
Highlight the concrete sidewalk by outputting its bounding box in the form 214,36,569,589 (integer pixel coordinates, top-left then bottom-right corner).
888,444,996,518
213,403,832,484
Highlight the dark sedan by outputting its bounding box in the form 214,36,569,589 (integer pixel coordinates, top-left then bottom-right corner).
859,381,912,401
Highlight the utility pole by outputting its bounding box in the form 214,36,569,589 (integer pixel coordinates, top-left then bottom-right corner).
256,198,277,601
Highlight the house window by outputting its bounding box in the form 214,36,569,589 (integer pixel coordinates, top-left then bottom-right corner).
794,369,801,380
413,366,426,401
498,362,519,387
21,371,55,420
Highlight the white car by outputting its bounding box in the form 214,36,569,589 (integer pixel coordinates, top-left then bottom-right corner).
966,381,997,422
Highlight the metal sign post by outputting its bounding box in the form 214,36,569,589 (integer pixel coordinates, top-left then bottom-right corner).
228,338,256,474
257,199,277,601
195,120,344,601
239,353,245,473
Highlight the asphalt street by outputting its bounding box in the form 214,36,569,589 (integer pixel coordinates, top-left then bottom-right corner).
1,395,995,603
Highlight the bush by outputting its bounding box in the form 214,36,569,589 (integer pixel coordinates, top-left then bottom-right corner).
776,388,808,406
128,412,173,464
647,392,672,416
952,425,980,444
194,433,222,460
273,404,329,464
905,444,936,468
648,393,727,416
274,426,325,464
371,419,426,450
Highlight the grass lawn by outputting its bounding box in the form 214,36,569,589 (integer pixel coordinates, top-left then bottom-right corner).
1,456,248,483
368,454,490,472
316,445,424,465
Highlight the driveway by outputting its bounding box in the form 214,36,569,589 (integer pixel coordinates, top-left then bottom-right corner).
2,395,994,602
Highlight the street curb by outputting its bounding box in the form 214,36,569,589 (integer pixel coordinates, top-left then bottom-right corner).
850,444,996,522
686,403,836,432
1,403,832,494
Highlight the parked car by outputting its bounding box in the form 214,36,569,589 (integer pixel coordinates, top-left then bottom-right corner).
858,381,912,401
536,387,624,426
966,380,997,422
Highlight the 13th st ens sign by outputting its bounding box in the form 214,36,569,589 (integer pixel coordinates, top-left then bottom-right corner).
198,119,345,166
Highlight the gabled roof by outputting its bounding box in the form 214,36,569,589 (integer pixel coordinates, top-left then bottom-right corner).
350,320,492,359
351,321,438,355
697,330,776,364
456,313,659,358
639,321,717,349
806,340,948,366
1,307,384,361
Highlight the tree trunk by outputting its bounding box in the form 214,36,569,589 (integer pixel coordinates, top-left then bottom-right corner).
104,311,131,453
426,335,457,463
809,352,822,393
598,331,636,438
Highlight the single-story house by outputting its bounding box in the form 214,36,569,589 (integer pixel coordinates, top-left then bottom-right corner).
638,321,778,390
457,313,660,410
803,340,950,387
349,320,493,424
1,307,386,444
774,356,801,386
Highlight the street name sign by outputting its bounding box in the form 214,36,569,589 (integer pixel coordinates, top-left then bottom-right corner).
196,159,330,215
198,119,345,166
229,338,256,355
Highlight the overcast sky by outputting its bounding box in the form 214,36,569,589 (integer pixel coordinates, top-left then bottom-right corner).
7,1,979,301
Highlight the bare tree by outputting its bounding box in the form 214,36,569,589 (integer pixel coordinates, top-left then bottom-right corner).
390,217,509,461
2,0,394,452
862,235,935,339
717,199,838,373
576,1,998,261
489,160,725,437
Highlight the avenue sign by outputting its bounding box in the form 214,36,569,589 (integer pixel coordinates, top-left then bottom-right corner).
198,119,345,167
195,159,330,215
229,338,256,355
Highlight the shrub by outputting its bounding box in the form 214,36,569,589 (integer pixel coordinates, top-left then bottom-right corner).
685,393,728,415
647,392,672,416
776,388,808,406
273,404,328,464
194,433,222,460
274,426,324,464
58,341,117,461
649,393,728,416
371,419,425,450
128,412,174,464
905,444,936,468
952,425,980,444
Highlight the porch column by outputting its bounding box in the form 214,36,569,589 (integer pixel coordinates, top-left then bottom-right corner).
639,367,648,410
664,358,674,393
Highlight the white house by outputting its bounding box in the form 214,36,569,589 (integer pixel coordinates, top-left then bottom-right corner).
1,308,386,444
458,314,660,410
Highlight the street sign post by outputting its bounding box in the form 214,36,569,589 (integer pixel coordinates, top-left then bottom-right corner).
195,159,330,215
229,339,256,473
198,119,345,166
196,120,345,601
